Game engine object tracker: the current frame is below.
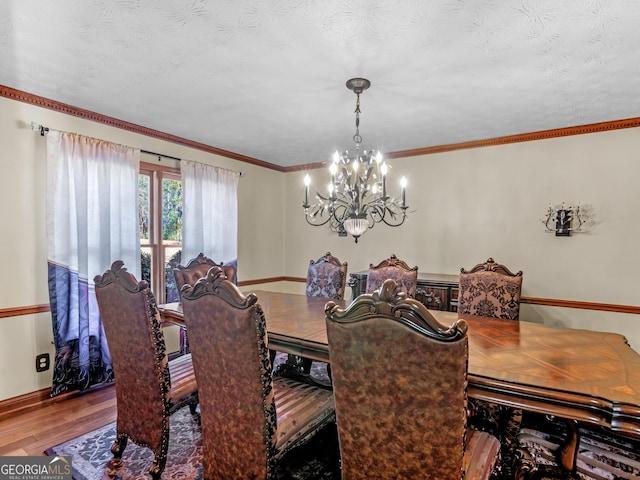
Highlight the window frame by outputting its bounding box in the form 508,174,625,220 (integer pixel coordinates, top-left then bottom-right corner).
140,160,181,304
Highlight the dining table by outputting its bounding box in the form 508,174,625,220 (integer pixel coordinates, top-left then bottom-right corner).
158,289,640,472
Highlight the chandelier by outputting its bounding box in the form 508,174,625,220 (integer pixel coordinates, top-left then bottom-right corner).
302,78,408,243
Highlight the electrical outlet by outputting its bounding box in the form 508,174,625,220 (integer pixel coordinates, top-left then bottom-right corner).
35,353,50,372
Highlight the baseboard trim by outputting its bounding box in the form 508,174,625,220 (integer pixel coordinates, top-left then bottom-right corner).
0,383,114,422
0,304,50,318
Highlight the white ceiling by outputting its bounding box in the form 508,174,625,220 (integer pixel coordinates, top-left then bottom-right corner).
1,0,639,168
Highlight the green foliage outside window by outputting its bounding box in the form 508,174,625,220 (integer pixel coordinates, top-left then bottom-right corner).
162,179,182,241
139,175,150,240
140,250,151,284
165,250,183,302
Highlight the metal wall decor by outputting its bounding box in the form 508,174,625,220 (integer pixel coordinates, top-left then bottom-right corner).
543,203,584,236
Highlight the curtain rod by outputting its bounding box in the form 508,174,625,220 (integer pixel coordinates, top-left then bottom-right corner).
30,122,244,176
141,149,182,162
142,149,244,176
30,122,49,135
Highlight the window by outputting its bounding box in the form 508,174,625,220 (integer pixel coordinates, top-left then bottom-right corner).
139,161,182,303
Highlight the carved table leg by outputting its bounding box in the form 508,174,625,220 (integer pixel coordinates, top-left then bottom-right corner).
557,418,579,473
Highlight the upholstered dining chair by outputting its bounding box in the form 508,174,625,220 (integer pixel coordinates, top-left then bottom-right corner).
325,278,501,480
365,253,418,297
306,251,348,300
458,258,530,476
297,251,348,374
174,252,237,293
180,266,336,480
94,261,199,480
458,257,523,320
173,252,237,354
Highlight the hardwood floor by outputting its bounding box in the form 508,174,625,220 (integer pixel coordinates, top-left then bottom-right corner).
0,385,116,456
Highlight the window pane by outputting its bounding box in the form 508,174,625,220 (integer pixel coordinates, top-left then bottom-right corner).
165,247,182,303
141,246,152,285
162,177,182,302
139,174,150,243
162,178,182,242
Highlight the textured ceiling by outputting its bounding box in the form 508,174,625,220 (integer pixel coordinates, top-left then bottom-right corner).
1,0,639,168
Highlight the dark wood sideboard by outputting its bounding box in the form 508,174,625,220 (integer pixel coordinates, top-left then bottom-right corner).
349,271,460,311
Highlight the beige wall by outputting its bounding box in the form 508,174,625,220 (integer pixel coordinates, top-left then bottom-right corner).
0,96,285,400
2,93,639,401
284,127,640,351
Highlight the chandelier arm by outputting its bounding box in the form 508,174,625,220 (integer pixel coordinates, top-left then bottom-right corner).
304,212,332,227
368,203,385,221
366,201,408,227
330,204,349,223
380,211,408,227
381,202,408,226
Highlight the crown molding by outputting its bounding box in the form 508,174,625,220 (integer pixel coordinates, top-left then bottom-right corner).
0,84,286,172
286,117,640,172
3,84,639,174
382,117,640,161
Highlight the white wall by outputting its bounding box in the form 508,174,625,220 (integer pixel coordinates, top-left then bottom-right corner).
0,96,285,400
284,127,640,351
2,92,639,402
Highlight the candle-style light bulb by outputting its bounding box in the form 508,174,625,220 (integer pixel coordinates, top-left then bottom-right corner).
380,162,388,197
400,176,407,207
375,151,382,164
333,151,340,163
304,174,310,206
329,162,337,192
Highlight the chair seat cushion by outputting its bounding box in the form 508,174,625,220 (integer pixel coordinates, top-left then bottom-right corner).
273,376,336,457
167,353,198,412
518,425,640,479
463,428,501,480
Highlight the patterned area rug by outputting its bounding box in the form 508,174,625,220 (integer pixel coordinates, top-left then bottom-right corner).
46,409,340,480
46,407,201,480
45,356,340,480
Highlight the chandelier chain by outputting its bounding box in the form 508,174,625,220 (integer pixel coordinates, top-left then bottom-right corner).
353,92,362,145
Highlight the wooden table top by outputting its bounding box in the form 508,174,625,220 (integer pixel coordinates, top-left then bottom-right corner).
159,290,640,439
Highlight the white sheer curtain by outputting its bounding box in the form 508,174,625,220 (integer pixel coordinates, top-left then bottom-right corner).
46,131,140,396
181,160,239,271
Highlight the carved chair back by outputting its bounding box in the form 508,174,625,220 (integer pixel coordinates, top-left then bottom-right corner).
181,266,335,480
173,252,237,296
458,257,523,320
326,279,499,479
365,253,418,297
306,251,348,300
94,261,198,479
